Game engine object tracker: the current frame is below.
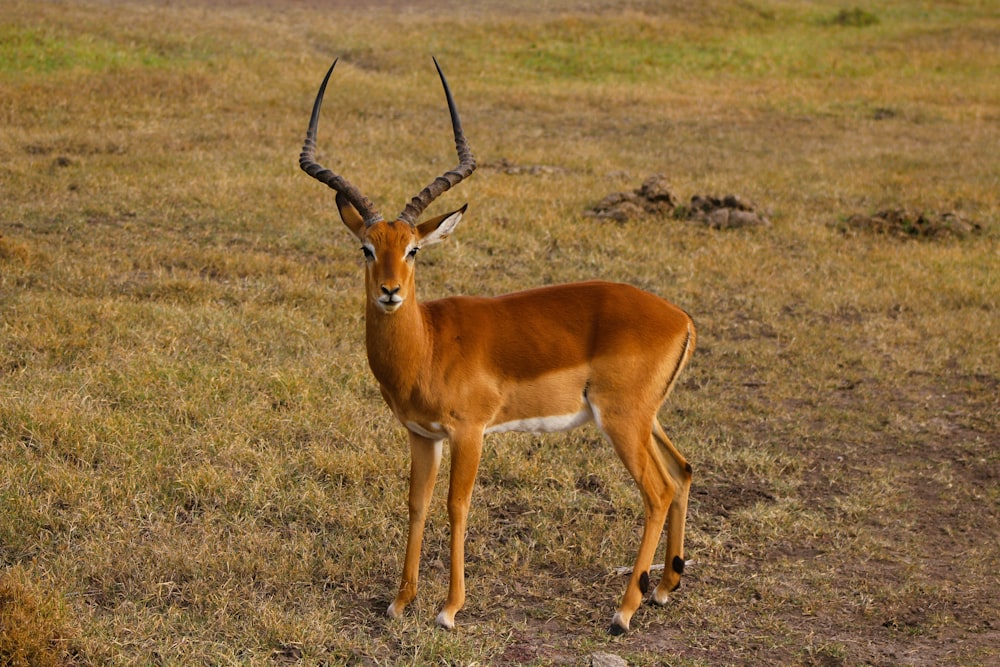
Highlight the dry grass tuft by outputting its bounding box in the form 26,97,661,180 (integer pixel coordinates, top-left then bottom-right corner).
0,567,74,667
0,235,30,267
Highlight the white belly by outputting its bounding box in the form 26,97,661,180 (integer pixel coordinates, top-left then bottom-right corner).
485,406,593,435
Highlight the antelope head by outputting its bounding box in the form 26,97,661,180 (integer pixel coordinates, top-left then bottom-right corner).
299,58,476,314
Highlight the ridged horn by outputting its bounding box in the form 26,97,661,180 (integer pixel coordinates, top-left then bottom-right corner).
396,57,477,226
299,59,384,227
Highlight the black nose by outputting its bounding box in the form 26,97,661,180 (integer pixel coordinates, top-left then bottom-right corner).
381,285,401,296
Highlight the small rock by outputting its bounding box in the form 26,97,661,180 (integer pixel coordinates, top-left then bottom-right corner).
591,652,628,667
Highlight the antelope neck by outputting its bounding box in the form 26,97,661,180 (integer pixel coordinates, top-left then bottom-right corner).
365,296,431,392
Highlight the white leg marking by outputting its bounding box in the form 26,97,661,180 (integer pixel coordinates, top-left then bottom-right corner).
435,610,455,630
587,399,611,443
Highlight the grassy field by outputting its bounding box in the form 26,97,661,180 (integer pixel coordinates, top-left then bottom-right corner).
1,0,998,664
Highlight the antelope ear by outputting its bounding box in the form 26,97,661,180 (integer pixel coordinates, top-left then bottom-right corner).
336,192,366,240
416,204,467,246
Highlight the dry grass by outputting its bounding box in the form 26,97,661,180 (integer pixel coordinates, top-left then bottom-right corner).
0,565,76,666
1,0,998,665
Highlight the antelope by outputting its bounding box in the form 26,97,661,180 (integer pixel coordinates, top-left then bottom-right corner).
299,57,696,635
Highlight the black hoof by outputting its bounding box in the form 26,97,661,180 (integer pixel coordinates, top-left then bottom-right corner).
608,622,628,636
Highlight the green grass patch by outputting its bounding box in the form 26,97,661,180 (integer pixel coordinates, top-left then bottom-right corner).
0,27,167,74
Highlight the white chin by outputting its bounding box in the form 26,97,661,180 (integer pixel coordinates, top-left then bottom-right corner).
377,300,403,313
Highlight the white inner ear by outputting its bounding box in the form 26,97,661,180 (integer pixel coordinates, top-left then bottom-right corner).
421,210,464,246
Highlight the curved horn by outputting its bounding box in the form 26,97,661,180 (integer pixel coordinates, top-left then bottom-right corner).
300,59,384,226
397,57,477,226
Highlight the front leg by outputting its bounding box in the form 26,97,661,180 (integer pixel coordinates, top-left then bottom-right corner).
436,428,484,630
388,432,443,619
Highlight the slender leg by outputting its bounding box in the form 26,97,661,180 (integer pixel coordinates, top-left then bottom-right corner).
435,429,484,630
596,413,674,635
651,422,692,605
388,432,443,619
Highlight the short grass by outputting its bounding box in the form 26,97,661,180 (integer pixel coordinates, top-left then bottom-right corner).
1,0,998,665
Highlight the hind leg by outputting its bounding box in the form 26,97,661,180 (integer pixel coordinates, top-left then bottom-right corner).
594,408,675,635
651,421,692,604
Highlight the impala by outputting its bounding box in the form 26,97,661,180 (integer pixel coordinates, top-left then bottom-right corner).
299,57,696,635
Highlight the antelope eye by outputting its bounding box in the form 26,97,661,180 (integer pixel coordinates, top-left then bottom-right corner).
407,246,420,259
361,246,375,260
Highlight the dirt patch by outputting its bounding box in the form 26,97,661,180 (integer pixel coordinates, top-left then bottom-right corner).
481,157,569,176
836,208,982,240
586,174,771,228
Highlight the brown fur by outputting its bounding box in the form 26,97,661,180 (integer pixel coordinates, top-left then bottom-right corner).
342,200,695,633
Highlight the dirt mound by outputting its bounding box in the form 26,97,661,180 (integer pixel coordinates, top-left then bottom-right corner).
585,175,677,222
679,193,771,229
586,175,770,229
837,208,981,240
